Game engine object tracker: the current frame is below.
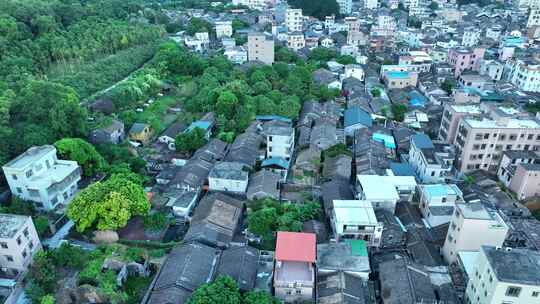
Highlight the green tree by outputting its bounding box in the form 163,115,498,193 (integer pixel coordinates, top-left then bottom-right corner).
40,294,55,304
54,138,108,177
336,55,356,65
288,0,340,20
371,88,381,97
186,17,213,35
216,90,240,119
29,251,56,293
175,127,207,153
189,276,242,304
95,191,131,231
429,1,439,9
244,291,280,304
441,78,456,95
391,104,408,122
308,47,338,62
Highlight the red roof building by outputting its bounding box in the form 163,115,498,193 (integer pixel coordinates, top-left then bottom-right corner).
275,231,316,263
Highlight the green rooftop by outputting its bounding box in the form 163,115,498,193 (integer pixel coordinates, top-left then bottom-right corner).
345,239,368,256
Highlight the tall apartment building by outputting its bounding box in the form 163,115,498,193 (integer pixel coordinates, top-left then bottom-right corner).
287,32,305,51
285,8,303,32
442,203,508,264
454,115,540,172
466,246,540,304
448,47,485,77
337,0,353,14
2,145,82,211
0,214,42,276
263,120,295,161
497,150,539,188
527,9,540,28
247,32,274,64
408,133,455,183
461,27,481,47
505,59,540,93
438,104,482,143
215,21,233,38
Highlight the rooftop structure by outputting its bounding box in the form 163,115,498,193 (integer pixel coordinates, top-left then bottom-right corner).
275,231,316,263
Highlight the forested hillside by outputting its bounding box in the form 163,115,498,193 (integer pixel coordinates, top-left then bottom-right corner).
0,0,165,165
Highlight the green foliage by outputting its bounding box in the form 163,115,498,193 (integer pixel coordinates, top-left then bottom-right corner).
232,18,247,30
188,276,242,304
275,46,299,63
96,144,146,175
67,174,150,232
244,291,280,304
124,276,154,304
441,78,456,95
40,294,55,304
408,16,422,28
143,212,168,231
54,138,108,176
175,127,207,153
429,1,439,9
287,0,340,20
308,47,338,62
323,144,352,158
52,243,89,270
525,103,540,114
391,104,408,122
186,17,213,36
370,88,381,97
33,216,51,238
247,199,321,247
29,251,57,294
336,55,356,65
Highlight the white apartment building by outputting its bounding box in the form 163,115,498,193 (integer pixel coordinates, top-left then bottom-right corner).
224,46,248,64
215,21,233,38
466,246,540,304
343,64,365,81
331,200,383,247
505,59,540,93
438,104,482,143
356,175,417,214
208,162,249,193
398,51,433,73
285,8,303,32
263,120,295,160
365,0,379,9
0,214,42,276
479,59,504,81
408,134,455,183
2,145,82,211
497,150,539,188
371,12,396,36
247,32,275,64
418,184,463,227
514,0,540,9
337,0,353,14
528,9,540,27
287,32,305,51
232,0,267,10
462,27,481,47
442,203,508,264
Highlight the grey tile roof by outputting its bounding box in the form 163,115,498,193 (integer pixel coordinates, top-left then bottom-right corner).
216,246,259,291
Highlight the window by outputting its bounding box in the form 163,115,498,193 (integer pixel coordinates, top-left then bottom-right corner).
481,144,486,150
528,134,534,140
16,187,22,194
268,136,272,142
16,237,21,245
25,170,33,178
22,250,27,258
5,255,13,262
0,242,7,249
505,286,521,297
29,241,34,249
23,228,29,237
532,291,539,297
11,174,17,180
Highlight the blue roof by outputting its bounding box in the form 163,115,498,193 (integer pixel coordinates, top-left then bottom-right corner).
256,115,292,123
344,106,373,128
412,133,434,149
386,71,410,79
390,162,415,177
408,91,427,107
261,157,290,169
185,120,212,133
372,132,396,149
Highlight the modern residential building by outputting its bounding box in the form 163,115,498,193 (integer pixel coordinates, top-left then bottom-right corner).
442,203,509,264
438,104,482,143
509,163,540,200
215,21,233,38
479,59,504,81
453,115,540,173
497,150,539,187
448,47,485,77
466,246,540,304
343,64,365,81
274,232,316,303
331,200,383,246
231,0,267,10
0,214,42,276
418,184,463,227
247,32,275,64
461,26,481,47
505,59,540,93
407,133,455,183
382,71,418,89
398,51,433,73
285,8,303,32
263,120,295,160
224,46,248,64
337,0,352,14
2,145,82,211
528,9,540,28
356,175,417,213
287,32,305,51
208,162,249,193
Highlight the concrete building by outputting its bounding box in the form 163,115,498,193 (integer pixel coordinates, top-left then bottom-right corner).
461,26,481,47
398,51,433,73
505,59,540,93
331,200,383,246
509,163,540,200
528,9,540,28
497,150,539,188
247,32,274,64
208,162,249,193
442,203,509,264
215,21,233,38
438,104,482,143
285,8,303,32
408,134,455,183
0,214,42,276
274,232,316,303
287,32,305,51
356,175,417,213
479,59,504,81
418,184,463,227
382,71,418,89
466,246,540,304
337,0,353,14
263,120,294,160
224,46,248,64
232,0,267,10
454,115,540,173
2,145,81,211
448,47,485,77
365,0,379,9
317,241,371,280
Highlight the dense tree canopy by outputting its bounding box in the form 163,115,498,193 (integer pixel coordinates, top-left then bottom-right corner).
189,276,279,304
287,0,340,20
54,138,108,176
175,127,207,153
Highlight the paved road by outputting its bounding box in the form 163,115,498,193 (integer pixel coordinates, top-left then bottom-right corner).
43,220,74,249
